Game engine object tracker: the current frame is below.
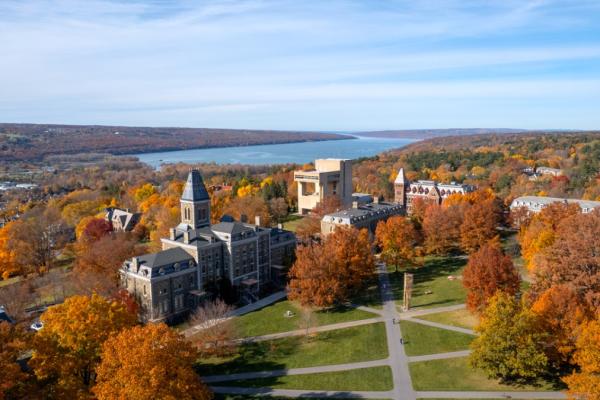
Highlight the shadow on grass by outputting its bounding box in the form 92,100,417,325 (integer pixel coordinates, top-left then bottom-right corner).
213,391,378,399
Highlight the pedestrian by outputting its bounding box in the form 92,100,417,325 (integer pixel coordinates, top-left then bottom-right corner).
400,338,404,345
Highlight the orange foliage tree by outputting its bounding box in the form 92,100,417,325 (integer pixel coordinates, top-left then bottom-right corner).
0,223,20,279
460,197,501,253
0,322,28,400
375,216,419,272
563,319,600,400
31,294,136,397
223,195,271,226
422,204,462,255
94,323,212,400
462,243,520,313
295,195,341,240
289,227,374,307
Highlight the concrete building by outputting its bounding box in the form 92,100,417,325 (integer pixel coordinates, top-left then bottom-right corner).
294,159,353,214
510,196,600,214
321,198,404,236
120,170,296,323
394,168,475,213
105,208,141,232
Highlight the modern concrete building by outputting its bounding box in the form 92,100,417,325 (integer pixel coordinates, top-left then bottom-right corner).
394,167,475,213
510,196,600,214
120,170,296,323
321,198,404,236
294,159,353,214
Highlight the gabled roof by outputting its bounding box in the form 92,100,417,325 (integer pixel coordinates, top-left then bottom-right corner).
211,221,254,235
138,247,193,269
181,169,209,202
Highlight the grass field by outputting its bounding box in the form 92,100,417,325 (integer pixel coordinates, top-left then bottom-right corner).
281,215,304,232
400,320,474,356
215,396,391,400
197,322,388,376
415,308,478,330
409,357,561,391
222,366,393,391
388,255,467,309
235,299,377,338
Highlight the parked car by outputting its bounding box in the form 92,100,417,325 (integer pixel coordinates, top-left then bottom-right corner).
30,321,44,332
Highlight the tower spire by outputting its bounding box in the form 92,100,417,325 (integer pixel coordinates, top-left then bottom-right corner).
180,169,210,229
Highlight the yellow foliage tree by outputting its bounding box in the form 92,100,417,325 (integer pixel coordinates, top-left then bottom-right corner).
94,323,212,400
0,224,20,280
31,294,136,398
563,320,600,400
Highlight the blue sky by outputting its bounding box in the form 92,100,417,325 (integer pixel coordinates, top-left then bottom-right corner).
1,0,600,131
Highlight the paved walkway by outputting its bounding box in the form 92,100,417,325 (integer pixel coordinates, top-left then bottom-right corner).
416,391,566,399
211,386,395,398
203,358,389,383
377,263,416,400
407,350,471,363
235,317,384,343
404,317,476,336
399,303,466,318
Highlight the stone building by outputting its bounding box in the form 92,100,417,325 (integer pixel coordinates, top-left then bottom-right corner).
294,158,353,214
510,196,600,215
321,198,404,236
120,170,296,323
394,168,474,213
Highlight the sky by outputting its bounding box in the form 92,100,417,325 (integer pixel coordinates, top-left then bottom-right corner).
1,0,600,131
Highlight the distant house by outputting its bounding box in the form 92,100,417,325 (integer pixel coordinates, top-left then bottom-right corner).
536,167,563,177
105,208,141,232
510,196,600,214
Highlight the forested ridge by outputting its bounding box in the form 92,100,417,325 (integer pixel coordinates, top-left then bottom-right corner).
0,123,349,161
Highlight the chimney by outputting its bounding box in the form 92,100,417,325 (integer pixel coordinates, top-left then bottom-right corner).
169,228,176,241
255,215,261,227
183,231,190,244
373,196,380,204
277,223,283,230
132,257,139,272
240,214,248,223
352,201,359,209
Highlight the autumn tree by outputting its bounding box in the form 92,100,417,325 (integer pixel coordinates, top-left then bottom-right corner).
94,323,212,400
289,227,374,307
224,195,271,226
409,197,429,229
563,319,600,400
470,291,548,383
79,217,112,242
462,243,520,313
422,204,462,255
460,197,501,253
531,284,591,370
31,294,136,397
0,322,28,400
188,299,236,357
531,209,600,309
375,216,419,272
0,223,20,280
269,197,289,223
294,195,342,240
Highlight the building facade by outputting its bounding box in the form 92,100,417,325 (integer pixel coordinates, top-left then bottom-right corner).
510,196,600,214
294,159,353,214
321,198,404,236
394,168,475,212
120,170,296,323
105,207,141,232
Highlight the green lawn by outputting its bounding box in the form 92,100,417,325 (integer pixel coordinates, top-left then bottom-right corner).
234,299,377,338
281,215,304,232
215,394,391,400
415,308,478,330
0,275,21,288
222,366,393,391
197,322,388,376
409,357,561,391
388,255,467,310
400,320,474,356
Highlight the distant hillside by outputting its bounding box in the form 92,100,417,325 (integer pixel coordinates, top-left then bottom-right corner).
354,128,527,139
0,123,350,161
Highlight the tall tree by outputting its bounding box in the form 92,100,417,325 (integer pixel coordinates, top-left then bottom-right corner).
460,198,501,253
532,210,600,309
289,227,374,307
462,243,520,312
295,195,341,240
470,292,548,382
31,294,136,397
563,319,600,400
422,204,462,255
375,216,419,272
0,322,27,400
94,324,212,400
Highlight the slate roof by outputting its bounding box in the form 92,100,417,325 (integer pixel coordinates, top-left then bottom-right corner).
181,170,209,202
137,247,193,269
211,221,254,235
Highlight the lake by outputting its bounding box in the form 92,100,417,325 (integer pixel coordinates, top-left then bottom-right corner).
134,136,416,167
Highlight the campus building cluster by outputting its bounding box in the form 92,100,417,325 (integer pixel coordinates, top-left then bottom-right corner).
510,195,600,214
120,170,296,323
